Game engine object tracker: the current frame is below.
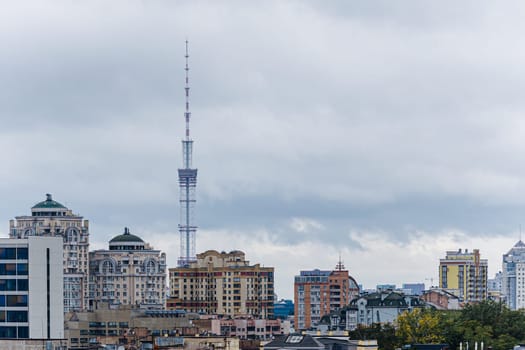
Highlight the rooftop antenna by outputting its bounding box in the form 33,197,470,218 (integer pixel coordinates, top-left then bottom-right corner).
335,252,345,271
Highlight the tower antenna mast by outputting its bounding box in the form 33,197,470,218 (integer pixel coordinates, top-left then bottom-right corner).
178,40,198,267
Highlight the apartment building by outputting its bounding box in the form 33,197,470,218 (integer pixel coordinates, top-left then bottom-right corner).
0,236,63,339
9,194,90,312
168,250,274,318
439,248,488,303
89,228,166,309
294,262,359,330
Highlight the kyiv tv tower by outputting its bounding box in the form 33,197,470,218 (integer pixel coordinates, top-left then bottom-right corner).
177,40,198,267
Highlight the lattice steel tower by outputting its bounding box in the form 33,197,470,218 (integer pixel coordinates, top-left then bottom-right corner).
178,40,198,267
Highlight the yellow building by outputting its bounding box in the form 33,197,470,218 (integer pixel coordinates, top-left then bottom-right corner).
168,250,274,318
439,249,487,303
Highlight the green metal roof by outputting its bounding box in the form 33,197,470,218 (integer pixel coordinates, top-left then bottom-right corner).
32,194,66,209
109,227,144,243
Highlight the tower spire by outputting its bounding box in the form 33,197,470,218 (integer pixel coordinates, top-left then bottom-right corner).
178,40,198,267
185,39,191,142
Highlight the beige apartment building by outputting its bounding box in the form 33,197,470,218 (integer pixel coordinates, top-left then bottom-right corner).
168,250,274,318
89,228,166,309
9,193,90,312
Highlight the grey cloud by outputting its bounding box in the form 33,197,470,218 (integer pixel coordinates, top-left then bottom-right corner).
1,1,525,287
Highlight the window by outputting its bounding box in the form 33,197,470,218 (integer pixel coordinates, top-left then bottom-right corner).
0,249,16,260
17,264,28,275
7,311,27,322
101,260,115,274
7,295,28,307
16,248,28,260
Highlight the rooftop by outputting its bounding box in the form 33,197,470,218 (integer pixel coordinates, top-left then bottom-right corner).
32,194,66,209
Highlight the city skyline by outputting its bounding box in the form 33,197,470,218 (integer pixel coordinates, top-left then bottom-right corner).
2,1,525,299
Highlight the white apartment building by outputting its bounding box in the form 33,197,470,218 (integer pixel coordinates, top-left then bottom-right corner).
502,240,525,310
9,194,90,312
89,228,166,309
0,236,63,339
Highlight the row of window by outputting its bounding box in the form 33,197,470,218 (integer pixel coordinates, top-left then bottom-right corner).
0,310,28,322
0,279,28,292
0,295,28,307
0,264,28,276
0,326,28,338
0,248,28,260
89,321,128,328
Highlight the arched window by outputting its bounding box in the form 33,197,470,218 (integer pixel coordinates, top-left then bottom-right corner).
23,229,34,237
66,228,78,243
100,260,115,274
144,260,156,274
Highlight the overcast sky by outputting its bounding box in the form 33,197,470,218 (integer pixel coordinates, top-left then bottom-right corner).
2,1,525,299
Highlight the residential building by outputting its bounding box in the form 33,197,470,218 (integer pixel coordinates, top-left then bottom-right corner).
502,240,525,310
89,228,166,309
168,250,274,318
439,248,488,303
421,288,460,310
205,318,289,339
488,271,503,302
0,236,64,340
64,306,198,349
294,261,359,330
9,194,90,312
346,291,425,328
488,271,502,292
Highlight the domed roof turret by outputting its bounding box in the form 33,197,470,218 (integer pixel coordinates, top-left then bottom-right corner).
109,228,146,251
109,227,144,243
32,194,66,209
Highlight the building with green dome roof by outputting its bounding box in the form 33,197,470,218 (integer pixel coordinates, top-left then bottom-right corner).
90,227,166,309
10,194,90,313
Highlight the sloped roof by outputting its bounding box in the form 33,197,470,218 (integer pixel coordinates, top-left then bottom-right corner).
265,334,325,350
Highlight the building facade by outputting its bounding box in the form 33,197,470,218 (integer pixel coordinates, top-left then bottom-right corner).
421,288,460,310
208,318,289,339
9,194,90,312
439,248,488,303
294,263,359,330
89,228,166,309
64,307,198,349
0,236,63,339
347,291,425,328
168,250,274,318
502,240,525,310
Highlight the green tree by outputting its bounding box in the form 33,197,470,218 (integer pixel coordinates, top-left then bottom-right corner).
396,309,445,345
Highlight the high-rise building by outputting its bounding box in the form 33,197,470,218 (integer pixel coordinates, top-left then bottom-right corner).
89,228,166,309
502,240,525,310
0,236,63,339
178,40,198,267
293,261,359,330
9,194,90,312
439,248,488,303
168,250,275,318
